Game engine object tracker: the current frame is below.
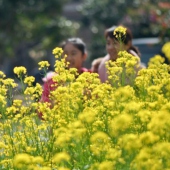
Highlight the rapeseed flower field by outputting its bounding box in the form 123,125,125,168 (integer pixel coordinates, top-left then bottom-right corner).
0,32,170,169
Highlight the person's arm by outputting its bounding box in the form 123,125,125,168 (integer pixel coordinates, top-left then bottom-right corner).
98,55,110,83
91,57,103,73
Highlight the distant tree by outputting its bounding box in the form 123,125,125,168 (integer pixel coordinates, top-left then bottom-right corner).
80,0,170,61
0,0,78,77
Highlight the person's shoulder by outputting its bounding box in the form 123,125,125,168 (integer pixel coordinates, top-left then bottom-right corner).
101,54,110,62
97,54,110,67
128,49,139,57
91,57,104,66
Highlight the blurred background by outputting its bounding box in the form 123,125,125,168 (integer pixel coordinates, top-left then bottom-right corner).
0,0,170,78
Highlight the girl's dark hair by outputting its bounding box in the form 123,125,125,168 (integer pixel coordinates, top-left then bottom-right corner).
61,37,86,55
104,25,141,57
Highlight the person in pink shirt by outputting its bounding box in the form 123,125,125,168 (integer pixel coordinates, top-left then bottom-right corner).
97,25,145,83
38,37,91,119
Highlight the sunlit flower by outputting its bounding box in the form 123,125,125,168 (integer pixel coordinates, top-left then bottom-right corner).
109,113,133,137
13,66,27,78
52,47,63,58
38,60,50,70
52,152,70,163
162,41,170,62
148,54,165,66
0,71,6,78
139,131,160,145
12,99,22,107
113,25,127,40
90,131,111,156
3,78,18,88
24,76,35,86
13,153,32,168
98,161,115,170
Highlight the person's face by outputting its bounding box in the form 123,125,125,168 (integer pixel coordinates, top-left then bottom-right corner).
63,43,87,72
106,36,125,61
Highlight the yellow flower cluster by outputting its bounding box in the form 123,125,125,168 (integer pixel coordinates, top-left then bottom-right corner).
106,50,140,86
3,78,18,88
148,54,165,66
38,61,50,70
162,41,170,62
52,47,64,59
24,76,35,86
0,45,170,170
0,71,6,79
13,66,27,78
113,25,127,40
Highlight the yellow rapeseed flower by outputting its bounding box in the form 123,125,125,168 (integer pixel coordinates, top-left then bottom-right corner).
148,54,165,66
24,86,36,96
109,113,133,137
162,41,170,62
26,146,36,153
153,142,170,158
0,94,7,107
6,106,18,115
98,161,115,170
13,153,32,168
0,141,6,149
139,131,159,145
33,83,43,100
39,167,51,170
54,130,71,147
113,26,127,40
92,120,105,131
13,66,27,78
0,71,6,78
137,109,152,123
78,107,97,124
12,99,22,107
24,76,35,86
3,78,18,88
52,47,63,58
147,110,170,137
118,134,141,153
90,131,111,156
52,152,70,163
38,61,50,70
105,148,121,161
130,147,157,170
58,168,70,170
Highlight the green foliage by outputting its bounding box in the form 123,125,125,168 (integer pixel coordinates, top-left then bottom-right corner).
80,0,170,61
82,0,130,27
0,0,78,76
